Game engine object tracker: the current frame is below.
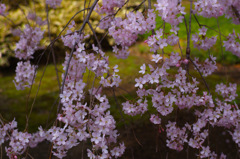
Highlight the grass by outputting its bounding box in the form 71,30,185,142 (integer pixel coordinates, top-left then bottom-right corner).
0,64,60,132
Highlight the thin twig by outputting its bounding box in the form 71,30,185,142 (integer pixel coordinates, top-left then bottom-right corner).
148,0,153,34
46,5,61,90
24,7,90,123
178,41,183,57
217,18,224,60
25,47,51,131
133,0,147,11
193,14,227,38
96,0,130,43
132,128,143,147
183,15,189,35
89,75,96,109
0,145,2,159
148,0,157,55
189,58,211,94
45,97,60,129
162,21,165,59
193,14,202,28
27,152,34,159
87,21,102,50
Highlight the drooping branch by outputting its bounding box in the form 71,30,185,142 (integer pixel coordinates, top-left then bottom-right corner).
24,7,91,120
87,21,102,50
46,4,61,91
58,0,99,114
189,58,211,94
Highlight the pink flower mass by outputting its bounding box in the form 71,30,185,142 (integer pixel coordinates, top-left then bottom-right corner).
0,0,240,158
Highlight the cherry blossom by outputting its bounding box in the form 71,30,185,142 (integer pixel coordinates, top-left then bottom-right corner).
15,25,44,60
13,61,37,90
3,0,240,158
0,3,6,15
46,0,62,8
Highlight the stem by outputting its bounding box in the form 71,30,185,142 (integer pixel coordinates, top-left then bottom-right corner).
88,21,102,50
189,58,211,94
46,4,61,90
25,47,51,131
186,0,192,65
217,18,224,60
24,8,91,127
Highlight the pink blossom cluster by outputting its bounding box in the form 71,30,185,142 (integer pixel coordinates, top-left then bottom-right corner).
164,118,228,158
15,25,44,60
189,126,208,149
126,49,237,157
96,0,125,15
0,119,17,146
192,98,240,155
100,64,121,87
166,121,188,151
154,0,185,25
62,43,110,83
146,27,179,52
0,3,6,16
13,23,43,90
231,126,240,147
0,119,44,158
54,91,125,158
61,22,87,49
6,0,240,158
5,130,32,158
46,0,62,8
109,142,125,158
194,0,223,18
13,61,37,90
223,30,240,57
122,99,148,116
27,13,47,26
112,46,130,59
150,114,161,124
46,35,125,158
39,126,86,158
194,0,240,24
132,52,212,117
99,15,114,30
164,113,230,158
151,91,176,116
215,83,238,101
219,0,240,24
59,80,86,104
204,100,238,127
192,27,217,50
109,10,155,58
193,55,217,77
95,0,125,30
